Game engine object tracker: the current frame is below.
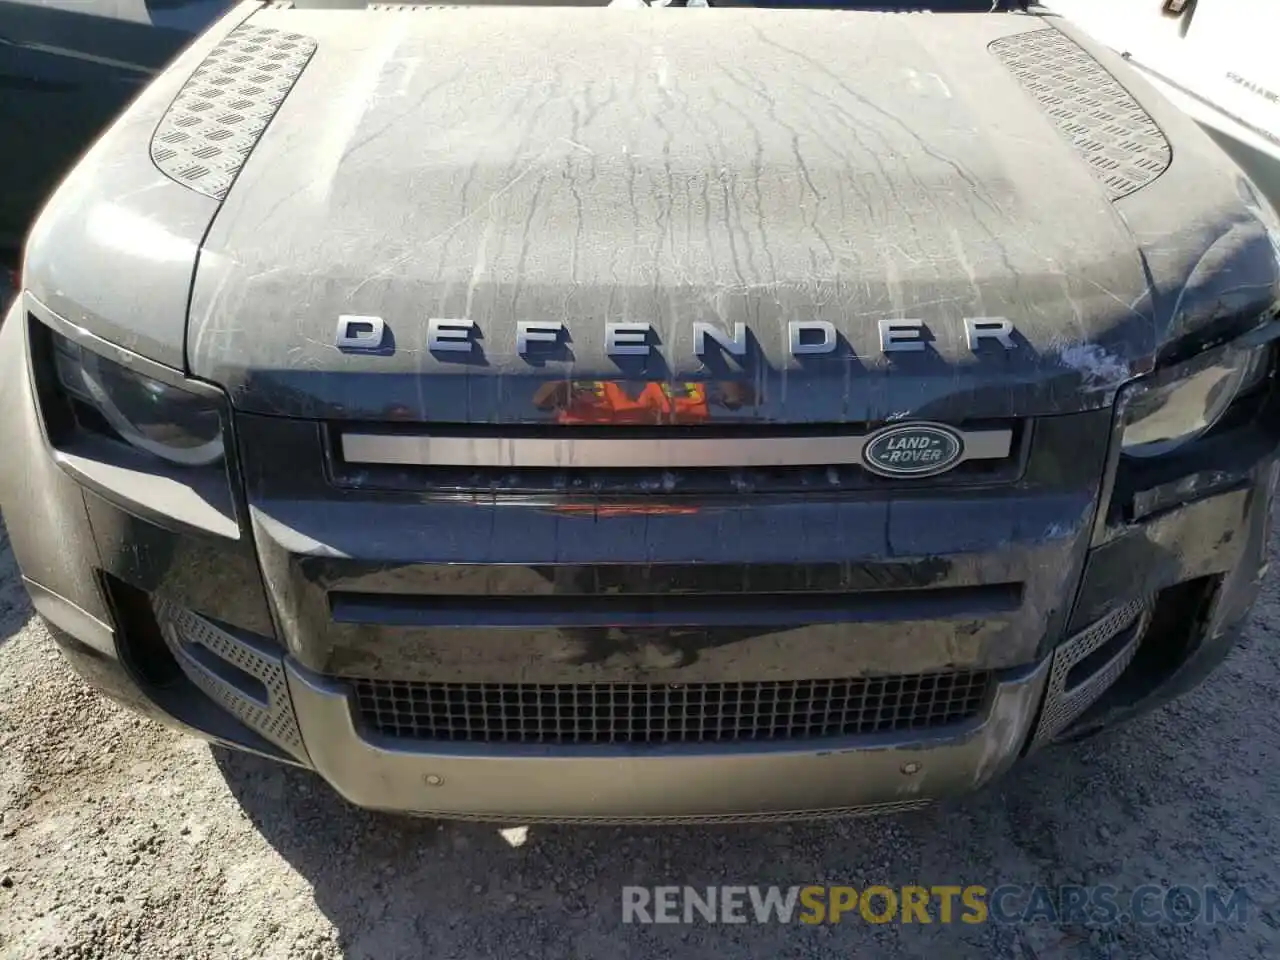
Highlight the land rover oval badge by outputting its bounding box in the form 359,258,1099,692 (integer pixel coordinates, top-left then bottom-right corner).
862,423,965,478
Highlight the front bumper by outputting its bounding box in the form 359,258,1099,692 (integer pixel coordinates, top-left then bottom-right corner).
3,296,1277,822
283,658,1049,822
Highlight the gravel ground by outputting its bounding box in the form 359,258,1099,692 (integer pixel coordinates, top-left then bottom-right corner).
2,521,1280,960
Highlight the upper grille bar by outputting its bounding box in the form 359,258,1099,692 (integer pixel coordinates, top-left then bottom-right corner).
329,582,1024,629
339,427,1014,469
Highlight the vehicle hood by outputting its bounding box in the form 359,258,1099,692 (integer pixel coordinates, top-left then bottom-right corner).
186,7,1280,424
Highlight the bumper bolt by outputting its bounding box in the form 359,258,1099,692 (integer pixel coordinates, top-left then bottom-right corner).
424,774,444,786
900,761,922,776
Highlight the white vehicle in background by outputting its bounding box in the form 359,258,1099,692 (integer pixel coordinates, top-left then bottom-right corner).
1046,0,1280,211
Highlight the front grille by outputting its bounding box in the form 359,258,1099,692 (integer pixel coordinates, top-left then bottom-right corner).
327,420,1027,496
351,670,993,745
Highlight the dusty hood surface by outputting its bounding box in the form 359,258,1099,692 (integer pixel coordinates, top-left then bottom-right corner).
185,7,1270,424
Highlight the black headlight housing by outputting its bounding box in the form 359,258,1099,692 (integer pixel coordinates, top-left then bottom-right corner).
1103,319,1280,530
1118,337,1274,460
49,331,226,467
27,307,241,539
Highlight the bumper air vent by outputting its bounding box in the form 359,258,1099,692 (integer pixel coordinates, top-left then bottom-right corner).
1029,596,1153,749
154,601,305,757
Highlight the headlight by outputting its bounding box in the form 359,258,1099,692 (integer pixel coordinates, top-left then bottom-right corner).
1120,344,1271,459
50,332,225,467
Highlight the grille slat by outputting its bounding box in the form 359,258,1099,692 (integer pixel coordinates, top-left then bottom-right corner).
330,583,1023,629
335,462,1020,496
352,671,992,745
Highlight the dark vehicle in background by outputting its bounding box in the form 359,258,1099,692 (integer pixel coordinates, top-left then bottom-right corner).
0,0,228,260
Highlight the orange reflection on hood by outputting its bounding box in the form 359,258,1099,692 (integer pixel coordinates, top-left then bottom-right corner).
531,380,756,424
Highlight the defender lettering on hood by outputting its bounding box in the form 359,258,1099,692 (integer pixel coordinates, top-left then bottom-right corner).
333,317,1019,359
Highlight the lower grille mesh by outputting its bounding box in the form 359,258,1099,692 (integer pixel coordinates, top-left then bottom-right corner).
351,671,992,745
